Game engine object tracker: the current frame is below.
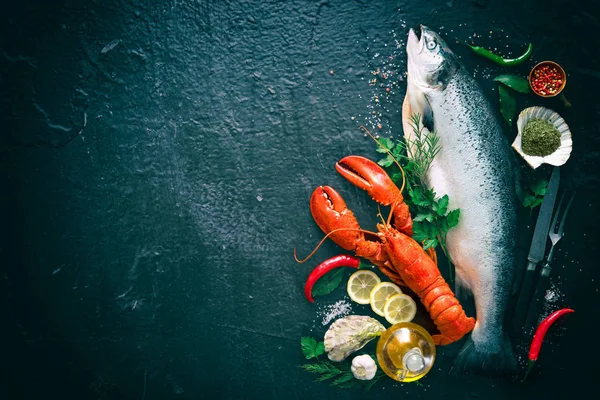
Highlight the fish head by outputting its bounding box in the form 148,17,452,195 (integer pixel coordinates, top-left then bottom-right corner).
407,26,459,92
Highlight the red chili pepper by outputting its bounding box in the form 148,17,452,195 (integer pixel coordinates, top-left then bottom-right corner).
522,308,574,382
304,254,361,303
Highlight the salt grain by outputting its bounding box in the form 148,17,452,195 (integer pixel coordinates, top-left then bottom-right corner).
319,300,352,326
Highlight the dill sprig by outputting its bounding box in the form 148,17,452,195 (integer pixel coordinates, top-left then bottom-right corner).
376,113,440,189
405,113,441,185
301,359,386,391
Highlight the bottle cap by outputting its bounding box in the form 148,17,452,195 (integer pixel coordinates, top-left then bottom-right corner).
403,348,425,373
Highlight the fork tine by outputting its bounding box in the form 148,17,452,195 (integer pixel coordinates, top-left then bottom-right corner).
556,191,576,236
549,190,566,236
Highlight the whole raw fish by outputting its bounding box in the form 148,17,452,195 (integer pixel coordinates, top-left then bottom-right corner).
403,26,518,373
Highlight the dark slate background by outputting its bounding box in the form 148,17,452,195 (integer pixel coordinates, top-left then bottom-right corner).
2,0,599,398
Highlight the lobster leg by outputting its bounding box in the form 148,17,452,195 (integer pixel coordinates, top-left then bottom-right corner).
335,156,413,236
310,186,405,286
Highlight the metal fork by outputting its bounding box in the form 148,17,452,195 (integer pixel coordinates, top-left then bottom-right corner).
546,191,576,266
525,190,576,329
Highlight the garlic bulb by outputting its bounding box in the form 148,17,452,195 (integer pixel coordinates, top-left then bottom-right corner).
512,106,572,169
351,354,377,380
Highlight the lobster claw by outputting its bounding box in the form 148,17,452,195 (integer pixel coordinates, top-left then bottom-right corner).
335,156,413,235
310,186,361,252
310,186,388,265
336,156,401,205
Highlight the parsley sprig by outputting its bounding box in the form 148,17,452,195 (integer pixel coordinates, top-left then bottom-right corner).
522,178,548,212
375,114,460,281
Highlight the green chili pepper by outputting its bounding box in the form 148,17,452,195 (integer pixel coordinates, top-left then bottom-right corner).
458,40,533,67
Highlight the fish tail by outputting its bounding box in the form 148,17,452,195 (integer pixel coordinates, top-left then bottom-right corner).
451,330,517,376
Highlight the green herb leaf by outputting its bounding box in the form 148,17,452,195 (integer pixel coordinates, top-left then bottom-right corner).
390,172,403,183
494,74,531,93
377,155,394,168
378,137,394,150
424,188,436,203
436,195,449,216
412,196,431,207
522,179,549,210
423,238,438,250
315,341,325,356
522,194,536,207
301,337,325,359
413,213,433,222
531,198,544,208
446,209,460,228
438,218,449,233
529,179,548,196
498,84,517,126
412,223,429,243
311,268,345,298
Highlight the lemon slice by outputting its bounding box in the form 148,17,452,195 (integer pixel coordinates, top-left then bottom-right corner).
346,270,381,304
383,293,417,324
369,282,402,316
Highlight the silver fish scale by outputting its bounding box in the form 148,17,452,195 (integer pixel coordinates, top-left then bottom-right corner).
427,67,517,351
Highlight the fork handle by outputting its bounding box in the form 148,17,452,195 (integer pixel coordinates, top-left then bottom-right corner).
512,260,539,333
524,262,552,330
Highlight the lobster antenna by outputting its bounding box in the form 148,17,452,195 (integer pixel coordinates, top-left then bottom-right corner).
376,205,386,225
293,227,378,264
359,125,406,226
359,125,406,193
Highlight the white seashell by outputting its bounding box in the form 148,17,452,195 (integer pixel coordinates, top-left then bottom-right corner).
512,106,572,169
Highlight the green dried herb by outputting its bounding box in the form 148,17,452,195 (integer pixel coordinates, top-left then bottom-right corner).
521,119,561,156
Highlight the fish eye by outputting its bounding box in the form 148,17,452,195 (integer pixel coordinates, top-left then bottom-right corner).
427,39,437,50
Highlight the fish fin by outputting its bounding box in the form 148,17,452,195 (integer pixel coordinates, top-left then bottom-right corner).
406,78,434,131
403,85,435,160
421,97,435,133
451,332,517,376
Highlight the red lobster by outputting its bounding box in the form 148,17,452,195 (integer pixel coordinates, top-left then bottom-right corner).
308,155,475,345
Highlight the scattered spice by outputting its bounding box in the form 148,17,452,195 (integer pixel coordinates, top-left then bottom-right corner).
530,64,564,96
521,118,561,156
522,308,574,382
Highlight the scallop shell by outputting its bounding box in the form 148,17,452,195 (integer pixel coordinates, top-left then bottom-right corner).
512,106,572,169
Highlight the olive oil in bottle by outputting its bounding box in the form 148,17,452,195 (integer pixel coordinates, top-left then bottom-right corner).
376,322,436,382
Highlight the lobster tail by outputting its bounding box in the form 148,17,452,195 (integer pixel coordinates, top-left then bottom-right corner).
383,229,475,346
